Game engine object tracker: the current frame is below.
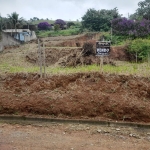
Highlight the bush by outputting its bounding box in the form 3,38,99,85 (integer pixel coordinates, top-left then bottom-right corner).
127,39,150,61
54,19,66,29
82,42,95,56
67,22,75,28
54,24,60,32
112,18,150,38
38,22,51,30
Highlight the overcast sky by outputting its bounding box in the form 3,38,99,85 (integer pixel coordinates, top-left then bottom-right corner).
0,0,141,21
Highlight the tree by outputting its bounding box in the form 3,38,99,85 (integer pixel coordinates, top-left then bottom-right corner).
112,17,150,38
136,0,150,20
128,39,150,62
0,15,11,30
33,17,39,21
81,8,121,31
7,12,24,28
112,18,134,36
54,19,66,29
38,22,51,30
0,15,5,31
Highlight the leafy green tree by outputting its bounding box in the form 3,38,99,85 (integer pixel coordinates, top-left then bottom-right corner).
136,0,150,20
7,12,24,28
81,8,121,31
33,17,39,21
0,15,4,31
0,15,10,30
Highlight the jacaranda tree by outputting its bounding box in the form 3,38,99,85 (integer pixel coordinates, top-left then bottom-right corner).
112,17,150,38
54,19,66,29
38,22,51,30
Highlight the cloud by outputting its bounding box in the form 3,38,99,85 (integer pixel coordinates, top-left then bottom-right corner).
0,0,141,20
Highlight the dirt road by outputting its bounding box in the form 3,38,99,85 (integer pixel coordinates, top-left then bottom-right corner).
0,122,150,150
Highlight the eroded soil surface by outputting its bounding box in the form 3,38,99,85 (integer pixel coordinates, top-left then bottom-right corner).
0,122,150,150
24,33,129,67
0,72,150,123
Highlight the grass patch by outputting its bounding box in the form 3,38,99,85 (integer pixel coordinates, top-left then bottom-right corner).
1,62,150,77
37,28,81,38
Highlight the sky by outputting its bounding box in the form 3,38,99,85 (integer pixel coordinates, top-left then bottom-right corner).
0,0,142,21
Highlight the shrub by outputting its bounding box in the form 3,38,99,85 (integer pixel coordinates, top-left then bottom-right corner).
54,19,66,29
38,22,51,30
82,42,95,56
54,24,60,32
127,39,150,61
67,22,75,28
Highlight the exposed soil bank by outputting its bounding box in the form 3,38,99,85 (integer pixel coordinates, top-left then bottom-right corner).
0,72,150,123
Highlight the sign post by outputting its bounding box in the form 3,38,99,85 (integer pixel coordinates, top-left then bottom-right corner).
96,41,111,73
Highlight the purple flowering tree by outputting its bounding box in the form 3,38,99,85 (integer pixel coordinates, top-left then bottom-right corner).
133,19,150,37
112,17,150,38
111,18,134,36
54,19,66,29
38,22,51,30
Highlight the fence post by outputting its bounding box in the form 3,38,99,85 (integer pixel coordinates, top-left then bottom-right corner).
38,39,42,78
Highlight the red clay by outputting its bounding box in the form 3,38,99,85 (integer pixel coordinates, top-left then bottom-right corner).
0,72,150,123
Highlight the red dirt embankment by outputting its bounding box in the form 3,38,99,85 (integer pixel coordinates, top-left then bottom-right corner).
0,72,150,123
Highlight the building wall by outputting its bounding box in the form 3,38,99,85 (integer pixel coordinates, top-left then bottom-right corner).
0,41,3,52
0,32,21,51
15,31,37,42
2,32,20,46
30,31,37,40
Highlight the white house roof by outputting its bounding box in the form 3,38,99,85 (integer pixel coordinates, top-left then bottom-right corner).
2,29,31,33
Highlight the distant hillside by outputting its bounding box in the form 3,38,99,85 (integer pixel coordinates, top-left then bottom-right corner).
29,19,81,25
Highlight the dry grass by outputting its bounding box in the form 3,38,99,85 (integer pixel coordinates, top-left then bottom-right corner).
0,43,150,77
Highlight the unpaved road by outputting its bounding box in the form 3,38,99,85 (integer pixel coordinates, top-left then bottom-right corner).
0,122,150,150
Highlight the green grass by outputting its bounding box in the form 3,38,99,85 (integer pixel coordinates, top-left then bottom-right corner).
31,20,55,25
0,63,39,73
36,28,81,38
1,62,150,77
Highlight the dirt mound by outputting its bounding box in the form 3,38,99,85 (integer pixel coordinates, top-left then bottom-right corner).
25,33,129,67
110,46,130,61
0,72,150,123
26,47,116,67
44,33,100,47
26,46,129,67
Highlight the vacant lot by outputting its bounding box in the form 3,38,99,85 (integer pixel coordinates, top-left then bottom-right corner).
0,72,150,123
0,34,150,149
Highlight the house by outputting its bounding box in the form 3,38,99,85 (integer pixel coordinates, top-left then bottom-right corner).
0,29,37,51
2,29,37,42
